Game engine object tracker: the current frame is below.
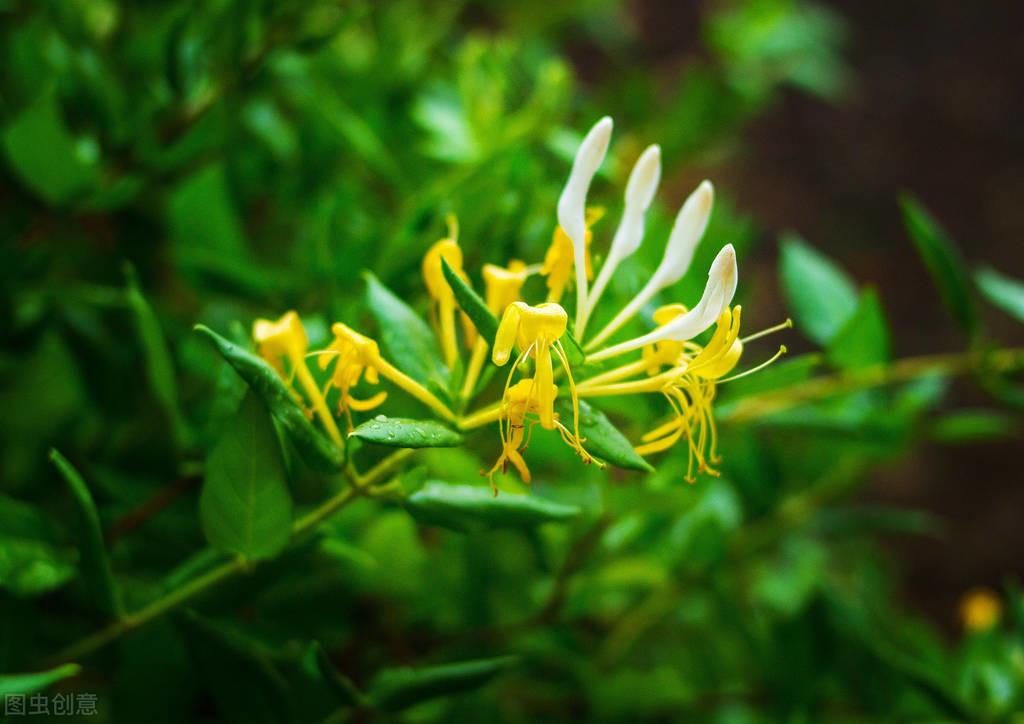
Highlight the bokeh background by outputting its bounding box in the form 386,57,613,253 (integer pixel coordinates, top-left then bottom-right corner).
2,0,1023,721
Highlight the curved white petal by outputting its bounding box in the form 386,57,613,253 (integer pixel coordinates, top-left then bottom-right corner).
588,244,738,362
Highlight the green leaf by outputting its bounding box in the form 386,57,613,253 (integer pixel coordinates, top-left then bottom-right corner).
369,656,517,712
405,482,580,532
2,89,100,204
826,289,891,370
179,612,289,724
0,664,81,698
168,163,246,255
200,393,293,560
779,233,858,345
194,325,344,473
124,264,188,450
350,416,463,448
900,194,978,337
556,398,653,472
561,328,586,367
49,449,123,617
364,273,449,392
0,494,76,597
442,258,498,345
929,410,1018,444
976,266,1024,323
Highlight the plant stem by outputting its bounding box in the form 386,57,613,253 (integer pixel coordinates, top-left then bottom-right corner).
46,449,413,665
721,346,1024,423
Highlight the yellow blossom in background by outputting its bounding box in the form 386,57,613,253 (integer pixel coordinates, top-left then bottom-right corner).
542,207,603,304
960,588,1002,631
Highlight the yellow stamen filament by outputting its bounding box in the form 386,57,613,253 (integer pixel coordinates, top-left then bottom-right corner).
717,345,788,384
740,318,792,345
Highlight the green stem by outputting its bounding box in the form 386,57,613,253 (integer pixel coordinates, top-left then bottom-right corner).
721,347,1024,423
46,449,413,665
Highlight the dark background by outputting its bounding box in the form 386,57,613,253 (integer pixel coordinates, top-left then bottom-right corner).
579,0,1024,629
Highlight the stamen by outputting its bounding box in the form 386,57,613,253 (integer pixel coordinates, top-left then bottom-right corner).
717,345,787,383
740,318,793,345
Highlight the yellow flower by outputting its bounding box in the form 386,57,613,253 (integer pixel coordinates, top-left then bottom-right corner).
317,323,387,430
487,301,597,486
960,588,1002,631
320,323,458,426
461,260,531,400
483,260,530,313
254,311,343,447
421,214,467,367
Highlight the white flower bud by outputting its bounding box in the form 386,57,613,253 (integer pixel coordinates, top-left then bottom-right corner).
557,116,613,333
583,145,661,329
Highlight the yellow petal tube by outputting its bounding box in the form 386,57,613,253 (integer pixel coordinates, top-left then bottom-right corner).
421,214,464,367
461,261,530,401
541,208,602,304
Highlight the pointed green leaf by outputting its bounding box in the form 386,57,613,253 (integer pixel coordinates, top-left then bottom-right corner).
364,273,449,392
2,90,100,204
200,394,293,560
0,664,81,698
369,656,517,711
124,263,188,450
441,258,498,345
826,289,891,370
976,266,1024,323
900,195,978,337
779,233,858,345
49,449,123,617
406,482,580,532
194,325,344,472
0,494,76,597
561,328,586,367
556,398,653,472
350,416,463,448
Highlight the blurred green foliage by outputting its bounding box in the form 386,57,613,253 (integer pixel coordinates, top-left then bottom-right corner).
2,0,1024,722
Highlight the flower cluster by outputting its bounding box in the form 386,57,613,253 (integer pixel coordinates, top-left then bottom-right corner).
253,117,788,491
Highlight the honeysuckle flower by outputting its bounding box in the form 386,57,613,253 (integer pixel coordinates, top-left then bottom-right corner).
317,322,458,425
488,301,597,484
254,311,343,446
542,207,603,304
316,323,387,430
461,260,532,399
557,116,612,332
587,242,738,363
422,214,468,367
